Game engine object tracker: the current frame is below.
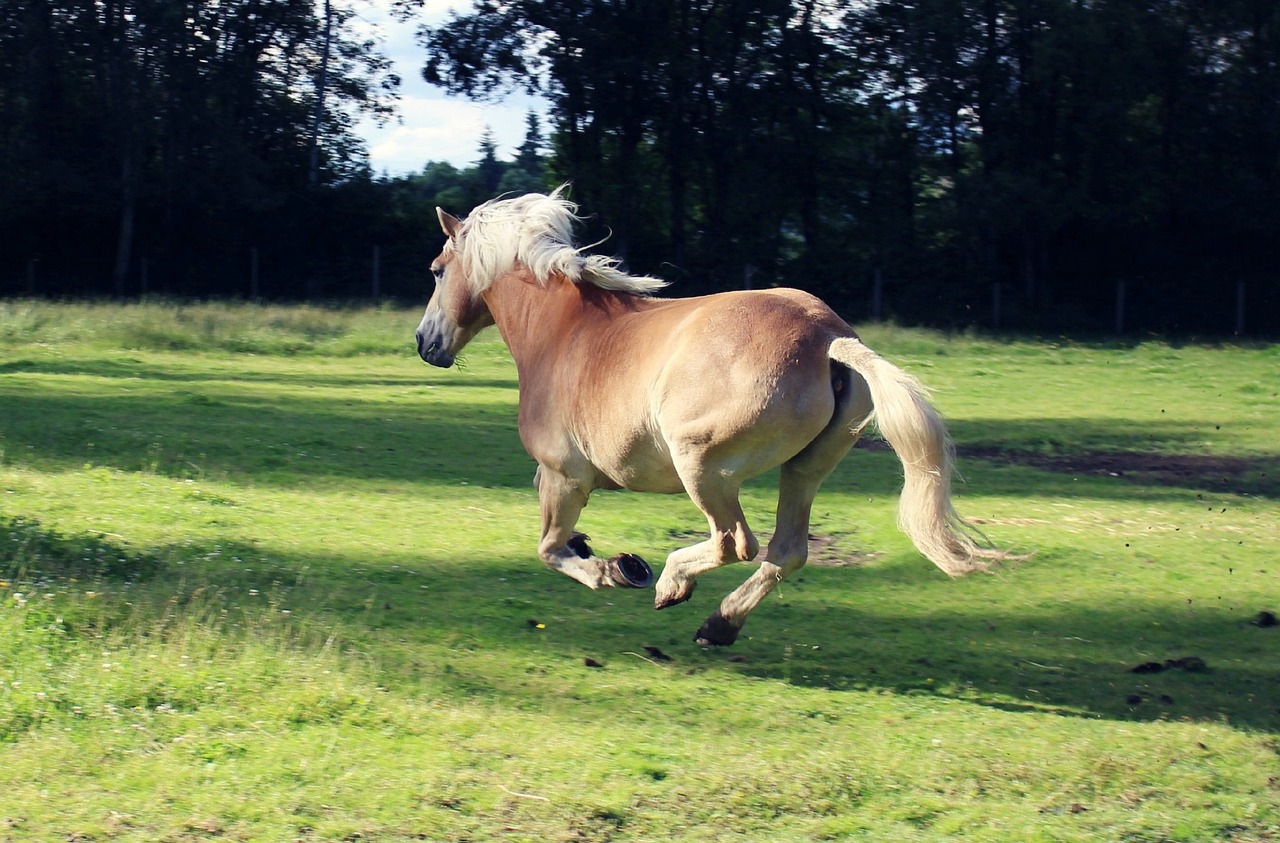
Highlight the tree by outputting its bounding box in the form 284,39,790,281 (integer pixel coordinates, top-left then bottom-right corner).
420,0,858,287
475,125,503,195
0,0,402,296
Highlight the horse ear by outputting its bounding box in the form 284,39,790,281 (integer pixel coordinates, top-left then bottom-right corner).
436,207,462,240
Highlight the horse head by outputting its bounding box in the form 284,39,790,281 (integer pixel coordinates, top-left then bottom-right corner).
415,207,495,368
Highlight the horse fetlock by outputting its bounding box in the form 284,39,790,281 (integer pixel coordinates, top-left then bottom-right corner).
542,547,652,590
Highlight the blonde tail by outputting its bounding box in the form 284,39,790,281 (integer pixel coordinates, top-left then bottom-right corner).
829,337,1006,576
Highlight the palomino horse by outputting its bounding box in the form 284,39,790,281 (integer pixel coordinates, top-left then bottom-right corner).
416,188,1006,645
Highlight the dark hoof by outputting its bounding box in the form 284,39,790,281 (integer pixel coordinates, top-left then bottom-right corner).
694,611,741,646
610,553,653,588
566,532,593,559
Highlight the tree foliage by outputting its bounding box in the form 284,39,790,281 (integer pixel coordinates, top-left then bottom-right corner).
3,0,1276,333
1,0,398,296
421,0,1280,333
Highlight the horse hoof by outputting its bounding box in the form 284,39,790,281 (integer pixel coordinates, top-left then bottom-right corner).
609,553,653,588
694,611,741,647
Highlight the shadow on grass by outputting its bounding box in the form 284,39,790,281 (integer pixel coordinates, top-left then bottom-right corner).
4,361,1277,501
3,357,1277,735
386,556,1280,733
0,355,518,391
0,514,167,582
0,375,533,489
3,509,1276,734
951,417,1280,499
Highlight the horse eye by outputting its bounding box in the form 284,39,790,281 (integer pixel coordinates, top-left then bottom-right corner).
431,267,444,281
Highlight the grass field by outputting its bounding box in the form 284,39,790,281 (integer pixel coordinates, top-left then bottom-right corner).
1,299,1277,841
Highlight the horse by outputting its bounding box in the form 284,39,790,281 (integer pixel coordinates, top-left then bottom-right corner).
415,187,1008,645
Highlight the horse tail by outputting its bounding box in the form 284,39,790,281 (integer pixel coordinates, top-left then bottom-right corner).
829,336,1006,576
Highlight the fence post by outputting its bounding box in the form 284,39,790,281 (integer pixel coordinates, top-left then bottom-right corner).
1115,279,1126,334
250,248,260,300
372,245,381,299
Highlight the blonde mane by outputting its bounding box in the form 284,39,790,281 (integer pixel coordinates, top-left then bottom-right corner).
451,186,668,296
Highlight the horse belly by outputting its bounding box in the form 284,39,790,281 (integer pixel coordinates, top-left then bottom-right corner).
587,427,685,494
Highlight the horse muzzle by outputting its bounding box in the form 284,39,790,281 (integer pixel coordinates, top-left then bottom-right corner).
416,330,455,368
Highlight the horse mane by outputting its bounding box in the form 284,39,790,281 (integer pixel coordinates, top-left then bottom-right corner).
452,186,668,296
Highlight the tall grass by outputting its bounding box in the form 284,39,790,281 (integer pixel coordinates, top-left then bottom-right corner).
0,298,418,356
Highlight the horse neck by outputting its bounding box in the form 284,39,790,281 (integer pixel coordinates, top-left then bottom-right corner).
482,266,642,374
481,266,582,368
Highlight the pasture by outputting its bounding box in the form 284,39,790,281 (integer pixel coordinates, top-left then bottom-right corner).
1,300,1277,841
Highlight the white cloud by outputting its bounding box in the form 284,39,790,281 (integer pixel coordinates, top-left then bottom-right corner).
351,1,548,175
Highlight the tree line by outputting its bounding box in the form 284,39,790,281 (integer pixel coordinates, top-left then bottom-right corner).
3,0,1277,334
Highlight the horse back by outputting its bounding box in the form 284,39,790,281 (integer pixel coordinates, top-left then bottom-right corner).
547,287,855,490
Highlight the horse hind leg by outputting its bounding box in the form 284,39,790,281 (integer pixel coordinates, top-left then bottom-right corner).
691,462,821,645
654,470,759,611
695,397,866,645
536,465,653,589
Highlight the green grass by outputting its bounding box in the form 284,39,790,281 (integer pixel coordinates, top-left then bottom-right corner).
1,300,1277,841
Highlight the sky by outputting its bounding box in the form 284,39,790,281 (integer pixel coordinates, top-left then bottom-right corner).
351,1,548,176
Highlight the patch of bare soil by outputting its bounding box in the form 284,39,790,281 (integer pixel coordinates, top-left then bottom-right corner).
797,532,882,568
959,446,1276,495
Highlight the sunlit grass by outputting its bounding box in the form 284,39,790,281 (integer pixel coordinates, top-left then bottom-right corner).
0,301,1277,841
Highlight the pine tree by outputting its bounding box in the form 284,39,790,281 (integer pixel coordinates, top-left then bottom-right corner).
516,111,544,178
475,126,503,195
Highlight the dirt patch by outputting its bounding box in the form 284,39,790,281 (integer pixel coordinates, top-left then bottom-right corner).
958,446,1276,495
799,532,882,568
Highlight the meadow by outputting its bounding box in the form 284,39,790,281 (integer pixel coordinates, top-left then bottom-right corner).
0,299,1277,842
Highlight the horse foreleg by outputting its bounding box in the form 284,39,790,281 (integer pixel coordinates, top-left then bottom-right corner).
536,466,653,589
655,473,759,610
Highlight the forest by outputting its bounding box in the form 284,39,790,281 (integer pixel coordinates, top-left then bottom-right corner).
3,0,1277,334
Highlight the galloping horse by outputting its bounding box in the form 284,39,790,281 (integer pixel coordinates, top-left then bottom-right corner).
416,188,1007,645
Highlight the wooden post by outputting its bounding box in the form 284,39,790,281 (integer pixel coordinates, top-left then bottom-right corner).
1235,281,1246,336
1115,279,1126,334
372,245,382,299
250,248,260,300
991,282,1002,330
